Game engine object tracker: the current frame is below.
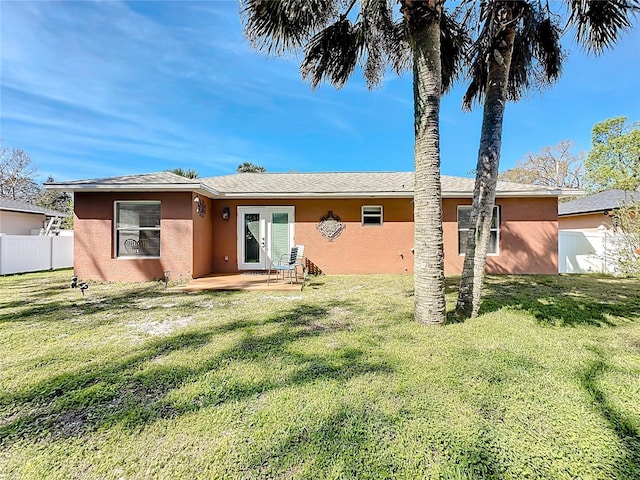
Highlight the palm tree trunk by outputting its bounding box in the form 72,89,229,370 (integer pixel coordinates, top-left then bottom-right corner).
412,10,446,326
455,6,516,319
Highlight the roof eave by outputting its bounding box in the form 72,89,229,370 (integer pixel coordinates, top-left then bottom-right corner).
218,190,566,199
45,183,220,197
0,207,69,217
559,208,617,217
442,190,566,198
44,183,576,199
559,212,589,217
218,191,414,199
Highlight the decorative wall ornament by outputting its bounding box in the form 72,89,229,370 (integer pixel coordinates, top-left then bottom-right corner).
196,199,207,218
316,210,345,242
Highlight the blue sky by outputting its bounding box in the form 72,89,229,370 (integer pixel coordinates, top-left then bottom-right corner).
1,1,638,182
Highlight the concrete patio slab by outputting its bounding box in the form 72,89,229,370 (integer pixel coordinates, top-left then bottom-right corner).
170,273,304,292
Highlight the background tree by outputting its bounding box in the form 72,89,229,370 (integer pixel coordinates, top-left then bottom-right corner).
170,168,200,178
455,0,638,319
240,0,468,325
37,175,74,229
0,148,74,228
0,147,41,201
584,116,640,192
607,199,640,277
237,162,266,173
498,140,585,188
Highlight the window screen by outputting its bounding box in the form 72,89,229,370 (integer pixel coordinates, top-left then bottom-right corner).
115,202,161,257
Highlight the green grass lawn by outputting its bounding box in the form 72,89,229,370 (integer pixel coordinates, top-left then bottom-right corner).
0,270,639,479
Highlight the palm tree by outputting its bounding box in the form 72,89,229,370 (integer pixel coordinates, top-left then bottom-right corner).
240,0,467,325
455,0,638,319
170,168,200,179
237,162,266,173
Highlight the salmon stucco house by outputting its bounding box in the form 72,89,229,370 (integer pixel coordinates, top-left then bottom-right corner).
46,171,573,282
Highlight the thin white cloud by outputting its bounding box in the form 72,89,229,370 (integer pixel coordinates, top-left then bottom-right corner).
4,0,634,182
1,1,298,176
1,0,373,181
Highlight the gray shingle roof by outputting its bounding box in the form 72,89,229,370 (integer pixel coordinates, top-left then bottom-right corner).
559,190,639,216
443,176,571,196
46,171,575,198
203,172,567,197
0,197,68,217
45,171,196,186
203,172,414,195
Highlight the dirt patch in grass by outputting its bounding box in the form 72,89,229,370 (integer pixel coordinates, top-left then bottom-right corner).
54,409,89,437
127,316,195,336
302,306,353,333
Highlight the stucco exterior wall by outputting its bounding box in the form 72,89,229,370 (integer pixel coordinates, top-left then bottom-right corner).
192,196,214,278
558,212,613,231
211,198,415,275
444,197,559,275
74,192,194,281
0,210,45,235
74,193,559,280
210,196,559,275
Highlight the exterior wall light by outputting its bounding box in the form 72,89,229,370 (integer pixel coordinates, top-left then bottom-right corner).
222,207,230,220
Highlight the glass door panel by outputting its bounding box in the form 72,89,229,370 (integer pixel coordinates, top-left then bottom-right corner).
238,208,265,269
244,213,261,264
237,207,294,270
269,212,290,264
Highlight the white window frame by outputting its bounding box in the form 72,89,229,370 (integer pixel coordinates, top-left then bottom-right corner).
114,201,161,258
362,205,383,226
236,206,295,270
457,205,500,256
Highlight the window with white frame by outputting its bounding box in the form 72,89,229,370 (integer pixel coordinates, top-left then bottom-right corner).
362,205,383,226
458,205,500,255
115,201,161,257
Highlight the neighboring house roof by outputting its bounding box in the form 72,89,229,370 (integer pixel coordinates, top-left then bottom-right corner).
46,171,580,199
0,197,68,217
558,190,639,216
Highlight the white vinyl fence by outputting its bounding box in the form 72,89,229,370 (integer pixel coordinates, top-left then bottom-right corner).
0,234,73,275
558,230,625,274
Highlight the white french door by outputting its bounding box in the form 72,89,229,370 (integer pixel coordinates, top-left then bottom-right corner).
237,206,295,270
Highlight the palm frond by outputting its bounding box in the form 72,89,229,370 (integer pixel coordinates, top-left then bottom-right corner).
507,31,532,101
300,19,365,89
359,0,424,87
462,51,487,110
243,0,466,91
387,20,412,75
533,17,563,83
361,0,396,87
508,7,563,101
241,0,338,55
461,2,494,110
440,11,471,94
463,0,565,109
506,4,539,102
362,36,386,88
567,0,639,54
463,77,482,110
